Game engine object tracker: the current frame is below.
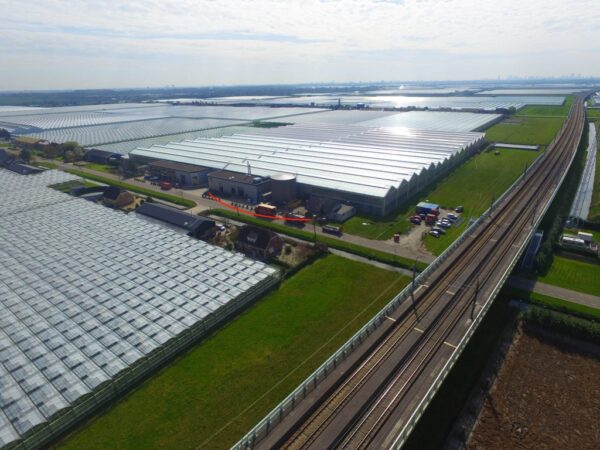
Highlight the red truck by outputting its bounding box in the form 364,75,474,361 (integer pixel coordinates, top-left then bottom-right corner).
159,181,172,190
425,213,437,225
255,203,277,217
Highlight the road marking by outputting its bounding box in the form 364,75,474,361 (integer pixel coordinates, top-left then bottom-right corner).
444,341,458,349
414,327,424,333
385,316,396,322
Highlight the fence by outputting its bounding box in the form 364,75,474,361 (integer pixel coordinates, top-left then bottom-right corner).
231,111,583,450
10,273,280,450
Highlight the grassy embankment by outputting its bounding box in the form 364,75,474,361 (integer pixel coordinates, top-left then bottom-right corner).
60,255,410,450
65,169,196,208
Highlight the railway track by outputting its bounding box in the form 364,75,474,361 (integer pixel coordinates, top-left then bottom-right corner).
261,95,585,450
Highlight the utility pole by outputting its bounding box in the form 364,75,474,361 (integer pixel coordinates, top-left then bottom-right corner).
411,260,419,321
471,279,480,320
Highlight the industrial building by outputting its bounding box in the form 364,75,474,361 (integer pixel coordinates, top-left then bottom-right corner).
0,168,278,448
132,123,486,216
147,160,212,188
207,170,272,203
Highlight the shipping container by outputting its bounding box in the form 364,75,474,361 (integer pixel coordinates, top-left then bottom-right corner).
416,201,440,216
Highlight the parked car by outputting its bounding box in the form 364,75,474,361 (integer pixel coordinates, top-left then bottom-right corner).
432,227,445,234
455,205,464,213
439,221,452,228
410,216,422,225
429,230,440,238
419,213,427,220
447,213,458,221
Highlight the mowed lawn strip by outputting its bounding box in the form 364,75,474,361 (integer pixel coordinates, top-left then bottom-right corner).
533,255,600,298
484,116,565,146
343,148,539,254
60,255,409,450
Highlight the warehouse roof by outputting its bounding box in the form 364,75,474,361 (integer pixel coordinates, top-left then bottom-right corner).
132,124,484,198
208,170,269,184
148,159,209,172
136,203,214,232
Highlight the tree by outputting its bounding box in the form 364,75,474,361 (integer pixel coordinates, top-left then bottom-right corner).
0,128,10,140
20,148,32,163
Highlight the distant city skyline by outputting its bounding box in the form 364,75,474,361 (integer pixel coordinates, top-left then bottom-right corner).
1,0,599,90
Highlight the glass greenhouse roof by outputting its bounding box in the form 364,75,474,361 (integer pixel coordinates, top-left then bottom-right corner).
0,169,277,447
132,124,484,198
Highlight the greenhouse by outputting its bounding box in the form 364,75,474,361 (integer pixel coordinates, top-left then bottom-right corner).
131,124,486,216
0,169,278,448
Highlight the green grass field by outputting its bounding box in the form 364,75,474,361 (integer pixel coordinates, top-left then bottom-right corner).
516,95,573,117
504,286,600,320
65,169,196,208
60,255,409,450
35,161,58,169
532,255,600,298
587,108,600,119
484,116,565,146
343,148,539,254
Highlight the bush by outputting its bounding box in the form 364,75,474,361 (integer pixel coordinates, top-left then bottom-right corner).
520,306,600,343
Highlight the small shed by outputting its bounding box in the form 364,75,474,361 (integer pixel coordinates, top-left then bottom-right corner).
136,203,216,240
85,149,121,165
102,186,134,208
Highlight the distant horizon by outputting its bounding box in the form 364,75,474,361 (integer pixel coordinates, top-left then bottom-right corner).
3,1,600,91
1,76,599,95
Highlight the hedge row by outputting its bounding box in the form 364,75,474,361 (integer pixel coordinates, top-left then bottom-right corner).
65,169,196,208
520,305,600,343
209,208,428,272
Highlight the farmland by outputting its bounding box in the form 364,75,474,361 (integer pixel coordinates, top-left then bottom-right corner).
516,95,573,117
343,148,539,254
484,116,565,146
467,327,600,450
59,255,409,450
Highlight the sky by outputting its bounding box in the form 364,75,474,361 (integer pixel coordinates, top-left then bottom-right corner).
1,0,600,90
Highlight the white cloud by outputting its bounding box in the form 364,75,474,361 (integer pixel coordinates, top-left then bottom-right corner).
1,0,599,89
